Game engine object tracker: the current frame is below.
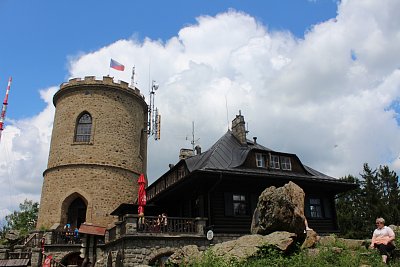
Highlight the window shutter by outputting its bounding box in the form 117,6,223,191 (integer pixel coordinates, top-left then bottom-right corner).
224,192,233,216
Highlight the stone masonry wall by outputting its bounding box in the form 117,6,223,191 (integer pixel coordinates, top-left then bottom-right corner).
48,77,147,170
103,236,210,267
37,77,148,230
38,165,138,228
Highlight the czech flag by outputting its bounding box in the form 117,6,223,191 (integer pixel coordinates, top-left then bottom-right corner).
110,59,125,71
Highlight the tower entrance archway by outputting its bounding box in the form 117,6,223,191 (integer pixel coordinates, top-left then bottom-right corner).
68,197,87,228
61,193,88,229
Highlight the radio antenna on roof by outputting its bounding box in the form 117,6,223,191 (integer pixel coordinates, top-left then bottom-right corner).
148,80,161,140
130,66,135,87
0,77,12,143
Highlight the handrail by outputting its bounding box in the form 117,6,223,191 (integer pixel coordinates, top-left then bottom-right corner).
24,232,44,248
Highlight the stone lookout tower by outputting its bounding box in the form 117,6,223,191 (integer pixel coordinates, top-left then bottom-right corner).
36,76,148,229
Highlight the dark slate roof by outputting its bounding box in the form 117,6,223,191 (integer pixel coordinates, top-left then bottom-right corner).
185,130,271,171
184,130,340,183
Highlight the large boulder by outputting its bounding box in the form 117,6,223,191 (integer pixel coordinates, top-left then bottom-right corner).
167,232,297,265
211,232,296,261
251,181,306,238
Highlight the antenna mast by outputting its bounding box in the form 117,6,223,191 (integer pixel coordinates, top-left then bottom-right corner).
130,66,137,88
148,80,161,140
0,77,12,143
190,121,200,152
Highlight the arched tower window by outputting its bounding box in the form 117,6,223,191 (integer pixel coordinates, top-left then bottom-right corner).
75,113,92,142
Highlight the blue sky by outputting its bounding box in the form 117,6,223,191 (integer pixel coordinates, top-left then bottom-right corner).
0,0,337,119
1,0,400,223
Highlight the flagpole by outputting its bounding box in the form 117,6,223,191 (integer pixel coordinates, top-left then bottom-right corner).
131,66,135,88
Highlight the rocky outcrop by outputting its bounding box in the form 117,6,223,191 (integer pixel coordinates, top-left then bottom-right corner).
301,230,319,249
251,181,306,239
167,245,202,265
167,231,297,265
212,231,296,260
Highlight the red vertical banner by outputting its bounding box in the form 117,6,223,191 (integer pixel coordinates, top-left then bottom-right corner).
43,255,52,267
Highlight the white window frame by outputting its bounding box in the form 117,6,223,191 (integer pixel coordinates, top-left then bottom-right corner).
269,155,280,169
281,156,292,170
233,194,247,216
309,198,323,218
256,153,266,167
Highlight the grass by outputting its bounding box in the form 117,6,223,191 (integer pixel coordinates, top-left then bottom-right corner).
172,241,399,267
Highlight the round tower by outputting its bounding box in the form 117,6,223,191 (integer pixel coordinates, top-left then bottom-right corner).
37,76,148,229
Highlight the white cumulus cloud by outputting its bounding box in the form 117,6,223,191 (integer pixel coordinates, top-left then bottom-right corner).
1,0,400,222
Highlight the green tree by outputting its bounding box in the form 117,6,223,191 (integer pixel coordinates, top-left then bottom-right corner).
2,199,39,237
377,165,400,225
360,163,381,225
336,175,367,238
336,164,400,238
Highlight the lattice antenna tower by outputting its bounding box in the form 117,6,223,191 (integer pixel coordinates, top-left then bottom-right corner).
190,121,200,152
148,80,161,140
130,66,136,87
0,77,12,143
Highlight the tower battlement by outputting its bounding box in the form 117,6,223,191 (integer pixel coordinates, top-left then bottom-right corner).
60,76,143,98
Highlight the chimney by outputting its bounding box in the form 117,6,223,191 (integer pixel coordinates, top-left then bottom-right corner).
179,148,194,160
253,137,257,144
195,145,202,155
231,110,247,144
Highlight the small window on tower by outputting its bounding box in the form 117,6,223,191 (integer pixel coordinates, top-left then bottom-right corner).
75,113,92,143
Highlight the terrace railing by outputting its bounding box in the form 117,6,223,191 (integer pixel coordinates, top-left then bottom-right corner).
106,215,207,242
50,230,81,245
137,216,196,234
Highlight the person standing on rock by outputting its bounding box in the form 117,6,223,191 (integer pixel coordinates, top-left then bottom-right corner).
369,217,396,264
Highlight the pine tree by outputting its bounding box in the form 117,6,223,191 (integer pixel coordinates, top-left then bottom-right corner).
336,164,400,238
378,165,400,225
336,175,366,238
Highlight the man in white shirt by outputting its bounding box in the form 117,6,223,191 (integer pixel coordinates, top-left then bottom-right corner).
369,217,396,264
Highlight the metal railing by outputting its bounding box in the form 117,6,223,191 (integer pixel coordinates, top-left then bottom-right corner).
137,216,196,234
51,231,81,245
